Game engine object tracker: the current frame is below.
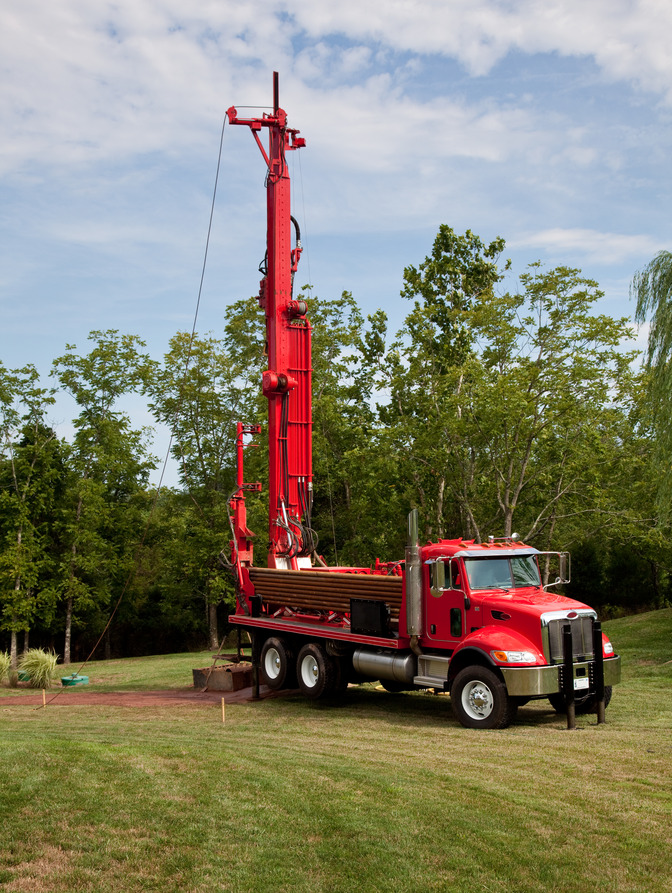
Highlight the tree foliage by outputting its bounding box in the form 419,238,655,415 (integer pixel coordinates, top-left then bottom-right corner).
1,228,670,660
632,249,672,519
51,331,156,662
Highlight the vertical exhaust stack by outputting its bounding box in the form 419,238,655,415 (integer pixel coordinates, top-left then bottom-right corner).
405,509,423,655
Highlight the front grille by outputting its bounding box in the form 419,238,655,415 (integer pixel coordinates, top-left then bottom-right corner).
546,615,595,663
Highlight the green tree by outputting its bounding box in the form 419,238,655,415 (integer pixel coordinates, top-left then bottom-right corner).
382,229,640,551
0,363,60,667
380,227,507,540
222,291,396,567
306,292,394,565
51,331,156,663
149,330,259,648
632,250,672,519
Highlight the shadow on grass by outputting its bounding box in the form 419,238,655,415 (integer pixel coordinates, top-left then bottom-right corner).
272,685,564,730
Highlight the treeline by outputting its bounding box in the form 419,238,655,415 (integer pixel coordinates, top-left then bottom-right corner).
1,227,670,664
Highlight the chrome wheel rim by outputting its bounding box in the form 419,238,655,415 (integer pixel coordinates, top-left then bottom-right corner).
461,680,494,720
300,654,319,689
263,647,281,681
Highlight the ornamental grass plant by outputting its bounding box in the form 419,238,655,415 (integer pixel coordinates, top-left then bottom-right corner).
17,648,59,689
0,651,10,684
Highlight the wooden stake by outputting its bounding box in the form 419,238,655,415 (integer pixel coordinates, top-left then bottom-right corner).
221,697,226,724
42,689,46,708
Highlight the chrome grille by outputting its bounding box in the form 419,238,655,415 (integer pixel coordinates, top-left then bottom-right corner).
546,615,595,663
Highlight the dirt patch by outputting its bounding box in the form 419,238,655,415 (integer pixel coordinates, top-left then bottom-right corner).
0,685,296,708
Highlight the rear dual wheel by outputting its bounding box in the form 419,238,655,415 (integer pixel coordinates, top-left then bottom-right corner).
260,637,296,691
296,642,340,699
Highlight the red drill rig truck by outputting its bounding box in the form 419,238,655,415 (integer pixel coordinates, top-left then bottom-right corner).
226,74,621,729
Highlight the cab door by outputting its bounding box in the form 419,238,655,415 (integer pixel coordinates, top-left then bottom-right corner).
424,559,466,646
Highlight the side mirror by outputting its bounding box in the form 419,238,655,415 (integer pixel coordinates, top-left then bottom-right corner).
429,560,446,595
538,551,571,587
558,552,568,583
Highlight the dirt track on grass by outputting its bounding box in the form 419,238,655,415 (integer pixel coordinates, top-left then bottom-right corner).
0,685,295,708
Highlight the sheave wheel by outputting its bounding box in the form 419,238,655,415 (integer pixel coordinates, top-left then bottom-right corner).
260,637,296,691
451,666,514,730
296,642,337,699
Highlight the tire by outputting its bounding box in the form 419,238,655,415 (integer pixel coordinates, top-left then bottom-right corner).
332,656,350,694
450,666,514,730
260,637,296,691
548,685,612,715
296,642,338,699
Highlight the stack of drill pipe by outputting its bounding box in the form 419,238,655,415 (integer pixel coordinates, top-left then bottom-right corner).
249,567,402,619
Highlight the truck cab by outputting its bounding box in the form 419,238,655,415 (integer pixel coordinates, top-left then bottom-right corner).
406,536,620,727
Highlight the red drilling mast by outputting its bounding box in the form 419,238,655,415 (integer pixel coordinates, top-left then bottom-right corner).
227,73,313,576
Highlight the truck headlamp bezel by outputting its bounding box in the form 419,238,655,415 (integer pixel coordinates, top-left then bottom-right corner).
490,650,537,664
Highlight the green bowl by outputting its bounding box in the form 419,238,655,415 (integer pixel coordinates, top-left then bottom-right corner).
61,674,89,687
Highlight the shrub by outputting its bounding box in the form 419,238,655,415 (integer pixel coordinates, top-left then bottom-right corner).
0,651,10,684
18,649,59,689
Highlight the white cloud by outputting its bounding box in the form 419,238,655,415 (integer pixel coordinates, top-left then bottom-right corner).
3,0,672,179
0,1,299,173
512,228,667,264
1,0,670,392
290,0,672,97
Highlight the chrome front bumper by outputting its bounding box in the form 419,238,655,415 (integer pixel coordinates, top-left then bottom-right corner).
500,655,621,697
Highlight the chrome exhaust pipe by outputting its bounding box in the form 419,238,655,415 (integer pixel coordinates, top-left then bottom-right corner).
405,509,422,654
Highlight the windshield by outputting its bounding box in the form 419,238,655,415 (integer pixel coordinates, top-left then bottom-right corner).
463,555,541,590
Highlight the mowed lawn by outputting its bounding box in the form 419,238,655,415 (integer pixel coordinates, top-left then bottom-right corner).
1,611,670,893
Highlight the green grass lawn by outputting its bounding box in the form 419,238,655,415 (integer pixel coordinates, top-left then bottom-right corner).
1,612,671,893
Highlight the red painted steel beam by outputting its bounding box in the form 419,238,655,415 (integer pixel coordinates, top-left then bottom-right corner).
227,73,312,571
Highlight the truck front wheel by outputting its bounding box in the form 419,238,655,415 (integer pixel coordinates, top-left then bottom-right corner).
260,637,296,691
296,643,337,699
451,666,515,730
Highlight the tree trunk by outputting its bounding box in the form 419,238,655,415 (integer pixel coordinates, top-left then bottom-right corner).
64,494,84,667
436,476,446,540
64,596,73,665
104,626,112,661
504,511,513,538
10,629,18,670
208,602,219,651
23,629,29,652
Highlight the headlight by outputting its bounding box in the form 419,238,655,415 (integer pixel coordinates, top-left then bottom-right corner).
603,641,614,655
491,650,537,664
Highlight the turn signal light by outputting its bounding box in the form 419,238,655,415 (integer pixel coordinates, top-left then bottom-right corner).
491,650,536,664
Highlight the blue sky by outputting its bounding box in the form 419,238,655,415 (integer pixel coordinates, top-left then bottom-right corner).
1,0,671,482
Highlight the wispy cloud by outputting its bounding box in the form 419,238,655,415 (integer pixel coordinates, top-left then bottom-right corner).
512,229,667,264
1,0,670,382
292,0,672,97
